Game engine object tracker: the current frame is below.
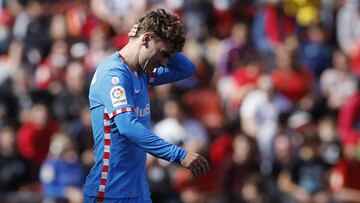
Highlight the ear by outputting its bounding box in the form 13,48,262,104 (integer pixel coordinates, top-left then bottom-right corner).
141,32,152,47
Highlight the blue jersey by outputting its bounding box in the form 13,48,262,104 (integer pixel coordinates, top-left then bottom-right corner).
83,51,195,200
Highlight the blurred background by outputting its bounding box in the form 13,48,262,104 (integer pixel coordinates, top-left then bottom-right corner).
0,0,360,202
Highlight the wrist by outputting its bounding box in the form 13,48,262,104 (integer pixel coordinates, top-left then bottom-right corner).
178,148,187,164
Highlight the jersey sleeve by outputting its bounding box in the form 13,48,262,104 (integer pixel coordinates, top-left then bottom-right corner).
148,52,195,86
96,68,135,114
113,113,187,163
97,67,187,163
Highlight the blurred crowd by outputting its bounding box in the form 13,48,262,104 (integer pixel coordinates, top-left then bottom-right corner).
1,0,360,203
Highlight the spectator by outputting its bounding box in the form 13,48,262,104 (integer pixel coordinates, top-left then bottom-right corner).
337,79,360,146
240,74,292,172
330,135,360,202
252,0,297,69
271,45,314,106
146,154,176,203
21,0,52,63
11,67,34,124
220,52,263,117
40,133,84,203
0,40,24,86
182,0,215,41
0,83,18,127
65,105,94,174
0,126,29,193
0,40,26,126
17,103,59,180
48,14,67,41
215,134,264,203
337,0,360,76
216,22,254,76
266,134,310,203
148,84,174,123
34,40,69,91
182,88,224,132
299,23,333,79
52,61,88,122
154,99,209,154
296,134,329,199
90,0,146,33
320,50,357,112
317,116,342,167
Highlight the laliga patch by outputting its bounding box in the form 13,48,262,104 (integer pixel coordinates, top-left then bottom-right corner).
110,86,127,107
111,76,119,85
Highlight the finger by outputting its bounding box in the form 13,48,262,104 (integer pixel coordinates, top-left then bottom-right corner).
199,164,206,176
193,162,203,177
197,164,204,176
193,161,204,176
194,164,201,177
200,163,208,176
203,157,210,171
195,156,209,176
197,160,206,176
198,157,207,173
190,164,199,177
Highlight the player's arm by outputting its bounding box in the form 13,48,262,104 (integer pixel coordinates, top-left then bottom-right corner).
114,113,208,176
147,52,195,86
127,23,196,86
113,113,181,161
98,69,209,176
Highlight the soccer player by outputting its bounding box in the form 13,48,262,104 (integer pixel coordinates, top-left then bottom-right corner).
83,9,209,203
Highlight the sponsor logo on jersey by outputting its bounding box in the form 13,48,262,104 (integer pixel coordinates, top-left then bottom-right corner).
136,103,150,117
110,86,127,107
134,88,141,94
111,77,119,85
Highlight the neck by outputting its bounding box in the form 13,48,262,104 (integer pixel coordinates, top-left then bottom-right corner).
119,41,140,72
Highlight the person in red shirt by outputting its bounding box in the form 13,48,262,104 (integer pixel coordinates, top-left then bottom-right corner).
272,45,314,104
330,137,360,202
17,103,59,180
337,82,360,145
331,80,360,202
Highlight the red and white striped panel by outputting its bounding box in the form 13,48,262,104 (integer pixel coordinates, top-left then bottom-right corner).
107,107,136,119
97,112,111,203
97,107,136,202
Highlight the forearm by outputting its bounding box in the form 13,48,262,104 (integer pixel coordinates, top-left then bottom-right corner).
151,52,195,85
114,112,187,163
167,52,195,74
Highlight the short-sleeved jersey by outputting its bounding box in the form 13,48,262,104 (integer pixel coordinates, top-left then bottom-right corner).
83,51,195,200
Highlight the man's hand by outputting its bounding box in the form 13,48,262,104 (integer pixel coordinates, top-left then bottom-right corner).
128,24,139,37
181,152,209,176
